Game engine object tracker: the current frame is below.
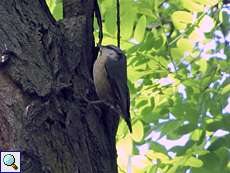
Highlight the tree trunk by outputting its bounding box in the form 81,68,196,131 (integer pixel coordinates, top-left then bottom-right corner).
0,0,118,172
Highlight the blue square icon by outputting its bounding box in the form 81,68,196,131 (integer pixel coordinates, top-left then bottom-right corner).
1,152,20,173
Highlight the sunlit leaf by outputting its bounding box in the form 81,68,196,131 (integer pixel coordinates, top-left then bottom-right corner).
46,0,63,20
196,59,208,74
117,120,129,139
193,0,218,7
222,84,230,95
171,11,193,30
170,48,184,61
121,0,136,39
52,2,63,20
104,8,117,36
191,129,204,141
131,120,144,142
134,15,147,42
181,0,205,12
177,38,194,54
184,157,203,167
146,150,170,162
46,0,55,10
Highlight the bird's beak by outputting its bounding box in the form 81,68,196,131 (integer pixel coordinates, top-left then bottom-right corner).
97,44,103,49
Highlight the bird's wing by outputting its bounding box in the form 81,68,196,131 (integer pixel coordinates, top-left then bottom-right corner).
105,54,132,132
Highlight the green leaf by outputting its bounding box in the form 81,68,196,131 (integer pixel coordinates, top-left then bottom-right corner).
141,106,155,123
117,120,129,139
208,134,230,151
206,117,230,132
131,120,144,142
170,48,184,62
196,59,208,74
192,149,209,156
215,147,230,169
191,129,204,142
206,120,221,132
46,0,63,20
104,8,116,36
149,141,168,154
222,84,230,95
121,0,136,39
52,2,63,20
46,0,55,10
177,38,194,53
128,66,143,81
136,1,156,18
193,0,218,7
151,31,166,50
134,15,147,42
175,123,196,136
171,11,193,30
160,120,182,136
181,0,205,12
147,166,157,173
184,156,203,167
191,152,225,173
170,140,194,156
136,98,148,108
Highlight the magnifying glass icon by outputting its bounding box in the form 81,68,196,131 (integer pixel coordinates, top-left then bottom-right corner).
3,154,18,170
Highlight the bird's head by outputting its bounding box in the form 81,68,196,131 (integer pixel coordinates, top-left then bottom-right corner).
98,45,124,61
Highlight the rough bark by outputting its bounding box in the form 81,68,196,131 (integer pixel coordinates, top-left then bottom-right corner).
0,0,118,173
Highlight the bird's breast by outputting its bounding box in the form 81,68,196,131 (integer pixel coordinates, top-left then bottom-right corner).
93,58,114,103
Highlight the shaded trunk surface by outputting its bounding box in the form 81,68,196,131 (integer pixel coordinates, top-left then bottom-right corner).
0,0,118,173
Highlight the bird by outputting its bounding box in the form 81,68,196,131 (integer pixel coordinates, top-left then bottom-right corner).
93,45,132,133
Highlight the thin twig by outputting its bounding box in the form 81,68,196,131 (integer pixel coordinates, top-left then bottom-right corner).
117,0,120,48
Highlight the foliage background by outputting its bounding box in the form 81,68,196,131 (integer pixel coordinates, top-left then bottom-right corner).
46,0,230,173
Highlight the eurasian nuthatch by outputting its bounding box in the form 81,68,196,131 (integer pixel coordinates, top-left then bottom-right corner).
93,45,132,132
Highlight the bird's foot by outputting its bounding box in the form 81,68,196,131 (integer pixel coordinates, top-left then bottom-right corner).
81,96,103,115
81,96,118,115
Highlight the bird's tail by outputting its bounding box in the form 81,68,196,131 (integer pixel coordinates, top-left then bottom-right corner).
125,117,132,133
